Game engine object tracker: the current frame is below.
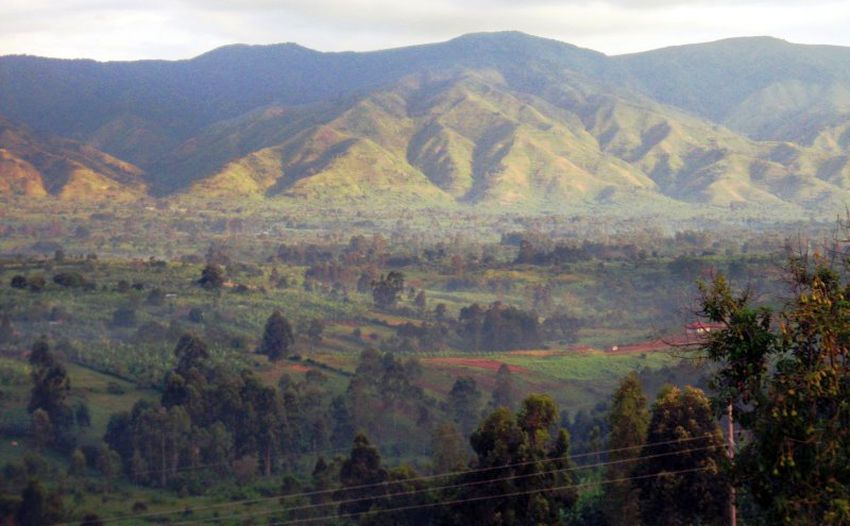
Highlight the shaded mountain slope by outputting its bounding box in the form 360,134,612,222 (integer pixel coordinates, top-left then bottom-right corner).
3,32,850,210
173,71,850,209
615,37,850,144
0,32,606,165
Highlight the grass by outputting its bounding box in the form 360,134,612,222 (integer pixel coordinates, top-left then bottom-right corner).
501,349,677,382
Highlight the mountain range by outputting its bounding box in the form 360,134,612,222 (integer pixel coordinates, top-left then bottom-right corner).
2,31,850,212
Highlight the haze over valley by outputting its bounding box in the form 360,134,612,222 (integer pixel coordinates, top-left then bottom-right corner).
2,17,850,526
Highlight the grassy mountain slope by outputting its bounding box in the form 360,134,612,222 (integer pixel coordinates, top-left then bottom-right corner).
0,32,605,162
615,37,850,145
0,117,146,200
179,72,656,207
3,33,850,211
174,70,850,209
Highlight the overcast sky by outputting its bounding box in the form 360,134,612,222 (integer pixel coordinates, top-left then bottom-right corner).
2,0,850,61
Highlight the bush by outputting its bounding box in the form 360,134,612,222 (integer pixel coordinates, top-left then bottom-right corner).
106,382,125,395
188,308,204,323
112,308,137,328
134,321,170,343
231,455,258,484
48,306,69,322
27,275,46,292
53,272,85,288
145,288,165,306
198,264,224,290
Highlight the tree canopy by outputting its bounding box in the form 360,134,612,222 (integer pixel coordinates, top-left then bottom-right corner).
700,250,850,524
258,310,295,361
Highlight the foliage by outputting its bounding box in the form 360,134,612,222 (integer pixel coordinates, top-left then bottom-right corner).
111,307,137,328
15,480,64,526
489,363,516,411
372,271,405,309
700,250,850,524
198,263,224,290
431,422,468,474
634,386,727,526
604,371,648,526
458,302,541,351
447,376,482,435
258,310,295,361
448,394,578,525
336,432,388,517
28,338,73,448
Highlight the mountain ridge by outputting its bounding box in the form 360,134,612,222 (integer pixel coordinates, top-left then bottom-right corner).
2,32,850,213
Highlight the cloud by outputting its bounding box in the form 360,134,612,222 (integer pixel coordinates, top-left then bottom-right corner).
0,0,849,60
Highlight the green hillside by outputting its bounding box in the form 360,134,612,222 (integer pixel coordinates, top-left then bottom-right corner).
0,117,146,200
2,32,850,213
164,70,850,211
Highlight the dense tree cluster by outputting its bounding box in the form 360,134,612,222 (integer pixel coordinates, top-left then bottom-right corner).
513,238,644,265
52,272,95,290
700,248,850,524
446,376,482,435
447,395,578,525
633,386,727,526
604,371,649,526
28,338,74,450
457,302,541,351
330,394,579,525
305,261,354,286
390,321,448,352
105,333,320,487
371,271,405,309
0,314,14,346
345,349,430,444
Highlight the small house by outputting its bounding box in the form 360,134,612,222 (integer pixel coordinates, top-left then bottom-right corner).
685,321,724,336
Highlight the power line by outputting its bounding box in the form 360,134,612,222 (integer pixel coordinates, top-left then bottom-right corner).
87,433,714,524
73,433,717,525
76,434,715,525
266,466,714,526
173,444,719,526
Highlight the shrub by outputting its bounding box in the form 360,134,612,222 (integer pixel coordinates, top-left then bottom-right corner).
188,308,204,323
145,288,165,306
53,272,85,288
106,382,125,395
27,275,46,292
112,307,137,328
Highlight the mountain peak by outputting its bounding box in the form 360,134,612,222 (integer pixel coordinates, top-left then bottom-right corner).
191,42,317,62
4,33,850,212
445,30,602,56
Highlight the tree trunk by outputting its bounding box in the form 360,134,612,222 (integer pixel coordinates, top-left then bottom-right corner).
171,440,180,477
160,435,167,487
727,403,737,526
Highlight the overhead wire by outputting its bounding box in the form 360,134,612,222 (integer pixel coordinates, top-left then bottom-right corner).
172,443,720,526
265,466,715,526
70,433,718,525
